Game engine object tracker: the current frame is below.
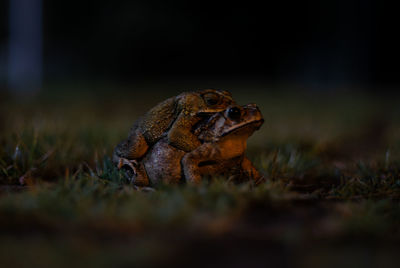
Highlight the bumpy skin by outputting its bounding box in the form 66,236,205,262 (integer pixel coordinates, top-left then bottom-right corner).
133,104,264,186
113,89,234,166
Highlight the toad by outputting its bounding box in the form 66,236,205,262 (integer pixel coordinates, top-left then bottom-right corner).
132,103,264,186
113,89,234,171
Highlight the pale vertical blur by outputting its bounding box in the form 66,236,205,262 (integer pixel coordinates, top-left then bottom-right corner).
8,0,43,93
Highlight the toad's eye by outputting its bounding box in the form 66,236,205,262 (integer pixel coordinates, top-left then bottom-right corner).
228,107,241,120
203,93,219,106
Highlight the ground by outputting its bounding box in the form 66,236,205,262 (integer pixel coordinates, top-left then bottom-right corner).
0,83,400,268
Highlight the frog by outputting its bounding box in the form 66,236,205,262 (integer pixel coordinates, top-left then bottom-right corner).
131,103,264,186
113,89,235,173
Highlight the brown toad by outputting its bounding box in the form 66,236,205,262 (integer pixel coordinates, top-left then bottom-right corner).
113,89,234,171
132,103,264,186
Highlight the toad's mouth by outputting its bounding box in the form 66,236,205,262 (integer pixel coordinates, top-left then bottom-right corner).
220,119,264,137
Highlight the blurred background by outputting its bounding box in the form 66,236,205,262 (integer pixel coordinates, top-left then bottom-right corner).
0,0,400,93
2,2,400,267
1,0,400,161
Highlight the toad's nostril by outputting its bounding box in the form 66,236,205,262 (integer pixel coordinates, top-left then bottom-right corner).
228,107,241,120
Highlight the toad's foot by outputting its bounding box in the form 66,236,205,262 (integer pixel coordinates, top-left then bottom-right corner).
119,158,150,186
117,158,139,175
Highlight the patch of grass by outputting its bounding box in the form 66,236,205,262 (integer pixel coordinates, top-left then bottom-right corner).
1,87,400,267
329,161,400,199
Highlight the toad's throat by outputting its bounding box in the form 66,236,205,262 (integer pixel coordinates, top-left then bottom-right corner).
220,119,264,137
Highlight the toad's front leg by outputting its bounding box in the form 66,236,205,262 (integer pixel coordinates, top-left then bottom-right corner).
241,157,265,185
181,143,220,185
167,112,201,152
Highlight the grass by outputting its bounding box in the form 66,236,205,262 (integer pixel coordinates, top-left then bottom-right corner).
0,85,400,267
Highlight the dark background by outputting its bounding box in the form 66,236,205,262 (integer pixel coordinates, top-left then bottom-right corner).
0,0,399,90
